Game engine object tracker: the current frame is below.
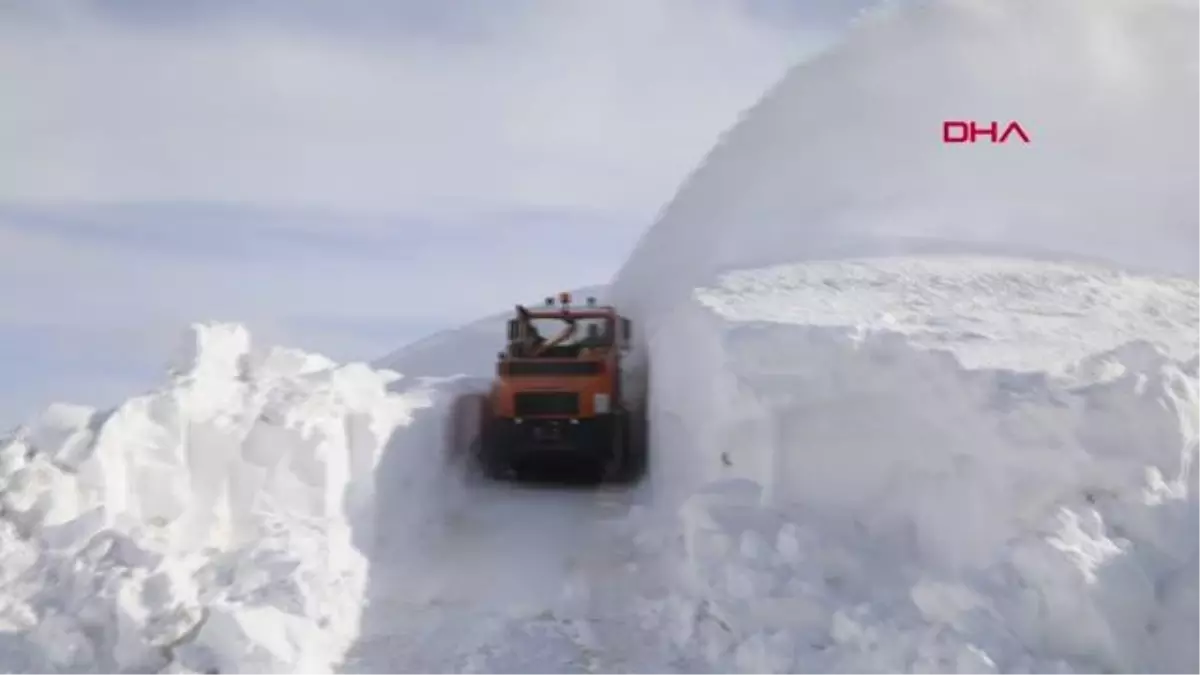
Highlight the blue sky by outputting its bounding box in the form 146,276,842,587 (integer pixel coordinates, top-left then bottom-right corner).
0,0,873,425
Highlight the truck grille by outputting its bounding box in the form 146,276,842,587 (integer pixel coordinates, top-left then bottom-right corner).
501,360,603,376
514,392,579,416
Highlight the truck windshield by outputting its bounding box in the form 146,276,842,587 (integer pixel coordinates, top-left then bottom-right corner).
528,317,612,346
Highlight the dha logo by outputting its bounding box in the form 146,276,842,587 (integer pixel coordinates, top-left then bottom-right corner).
943,120,1031,144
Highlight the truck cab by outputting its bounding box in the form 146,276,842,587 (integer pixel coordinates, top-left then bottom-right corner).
478,292,641,481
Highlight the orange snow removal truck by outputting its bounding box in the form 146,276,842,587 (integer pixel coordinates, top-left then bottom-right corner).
475,292,647,483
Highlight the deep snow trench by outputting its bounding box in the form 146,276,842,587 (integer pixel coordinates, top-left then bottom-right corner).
2,258,1196,673
343,256,1198,674
3,0,1197,671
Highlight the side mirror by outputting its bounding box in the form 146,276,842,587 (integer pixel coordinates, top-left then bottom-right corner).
621,318,632,342
506,319,520,341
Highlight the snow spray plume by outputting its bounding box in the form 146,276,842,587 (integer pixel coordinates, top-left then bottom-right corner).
614,0,1200,326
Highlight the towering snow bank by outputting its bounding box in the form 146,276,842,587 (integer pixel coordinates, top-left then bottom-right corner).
610,0,1198,323
627,258,1198,672
0,323,420,673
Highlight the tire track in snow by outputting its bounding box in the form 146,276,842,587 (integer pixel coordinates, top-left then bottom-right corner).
340,378,652,673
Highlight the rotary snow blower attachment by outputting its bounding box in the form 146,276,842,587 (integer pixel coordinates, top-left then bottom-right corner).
464,293,648,485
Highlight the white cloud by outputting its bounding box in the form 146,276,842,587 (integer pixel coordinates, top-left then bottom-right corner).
0,0,839,222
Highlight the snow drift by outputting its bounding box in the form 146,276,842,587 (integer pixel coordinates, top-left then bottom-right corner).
0,323,421,673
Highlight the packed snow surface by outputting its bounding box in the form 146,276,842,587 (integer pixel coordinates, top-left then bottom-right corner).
696,258,1199,374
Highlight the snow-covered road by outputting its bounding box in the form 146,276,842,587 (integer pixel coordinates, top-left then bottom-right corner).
344,482,645,673
336,372,668,673
340,256,1197,673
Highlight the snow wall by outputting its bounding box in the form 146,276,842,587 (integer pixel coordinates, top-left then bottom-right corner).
594,0,1199,669
0,323,422,673
628,260,1198,672
609,0,1199,323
